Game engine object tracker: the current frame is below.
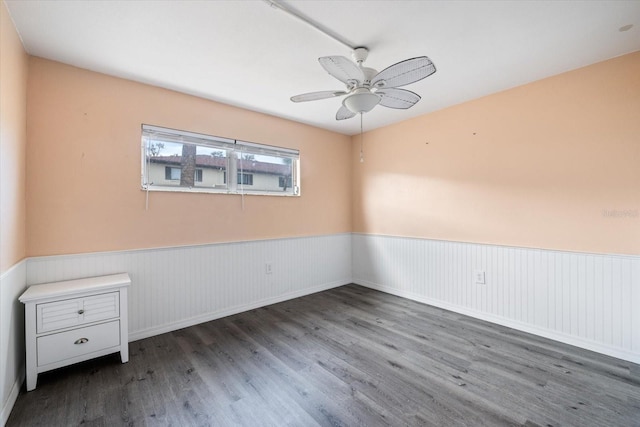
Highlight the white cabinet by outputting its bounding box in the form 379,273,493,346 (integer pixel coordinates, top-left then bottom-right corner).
19,273,130,391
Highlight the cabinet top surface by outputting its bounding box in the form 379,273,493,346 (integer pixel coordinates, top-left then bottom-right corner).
19,273,131,303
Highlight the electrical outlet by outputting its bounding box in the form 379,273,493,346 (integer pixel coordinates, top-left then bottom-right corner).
265,263,272,275
474,270,486,284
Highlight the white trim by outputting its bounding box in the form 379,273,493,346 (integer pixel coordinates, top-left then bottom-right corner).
142,124,235,145
356,279,639,364
0,369,23,427
0,258,27,280
129,279,348,342
24,233,352,265
6,231,636,427
352,233,640,364
26,233,353,345
351,232,640,259
140,185,299,197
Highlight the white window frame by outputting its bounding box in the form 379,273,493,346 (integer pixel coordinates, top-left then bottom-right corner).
141,124,300,196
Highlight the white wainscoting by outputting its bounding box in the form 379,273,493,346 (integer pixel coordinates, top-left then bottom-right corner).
352,233,640,364
27,234,352,342
0,259,27,426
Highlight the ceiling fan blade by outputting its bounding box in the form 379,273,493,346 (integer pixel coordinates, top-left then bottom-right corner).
377,88,421,109
290,90,348,103
319,56,365,85
371,56,436,89
336,105,356,121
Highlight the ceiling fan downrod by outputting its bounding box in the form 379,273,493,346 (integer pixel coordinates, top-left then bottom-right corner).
264,0,356,50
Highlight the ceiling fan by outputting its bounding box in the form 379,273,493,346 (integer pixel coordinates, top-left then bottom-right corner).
291,47,436,120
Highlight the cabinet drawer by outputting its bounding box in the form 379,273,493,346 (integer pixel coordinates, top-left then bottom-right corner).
37,320,120,367
37,292,119,333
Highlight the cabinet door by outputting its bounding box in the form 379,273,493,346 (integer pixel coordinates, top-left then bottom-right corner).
37,292,119,333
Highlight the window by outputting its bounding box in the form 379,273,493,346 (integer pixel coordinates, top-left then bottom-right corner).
165,167,180,181
142,125,300,195
237,173,253,186
279,176,292,189
165,167,202,182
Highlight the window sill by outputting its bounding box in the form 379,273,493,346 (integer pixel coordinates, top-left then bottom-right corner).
141,186,300,197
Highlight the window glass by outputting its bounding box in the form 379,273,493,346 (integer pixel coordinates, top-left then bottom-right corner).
236,152,294,192
142,125,299,196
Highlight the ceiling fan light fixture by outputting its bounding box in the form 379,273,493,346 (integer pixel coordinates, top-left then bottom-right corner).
343,90,381,114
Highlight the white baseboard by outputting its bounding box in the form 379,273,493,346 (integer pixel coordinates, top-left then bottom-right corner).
352,233,639,365
6,231,637,427
27,233,353,342
129,278,349,341
0,368,23,427
357,279,640,364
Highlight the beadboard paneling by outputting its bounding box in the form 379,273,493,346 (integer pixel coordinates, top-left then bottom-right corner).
352,234,640,363
26,234,352,341
0,259,27,426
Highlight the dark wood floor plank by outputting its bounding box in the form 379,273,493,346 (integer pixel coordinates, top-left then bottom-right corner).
8,284,640,427
217,318,375,427
199,321,318,426
276,301,522,425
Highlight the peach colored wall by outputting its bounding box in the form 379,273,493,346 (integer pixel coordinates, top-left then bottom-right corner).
352,52,640,256
26,58,351,257
0,1,28,272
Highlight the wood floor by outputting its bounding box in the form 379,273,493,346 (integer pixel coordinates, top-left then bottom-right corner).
8,284,640,426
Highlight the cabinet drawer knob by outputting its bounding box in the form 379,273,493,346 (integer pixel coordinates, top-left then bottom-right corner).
77,309,84,315
74,338,89,345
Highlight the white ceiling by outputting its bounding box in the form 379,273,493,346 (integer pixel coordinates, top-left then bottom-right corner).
5,0,640,136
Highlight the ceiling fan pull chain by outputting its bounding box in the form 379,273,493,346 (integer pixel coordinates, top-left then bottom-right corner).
360,113,365,163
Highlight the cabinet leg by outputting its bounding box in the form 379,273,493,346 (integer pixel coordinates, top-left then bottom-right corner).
26,371,37,392
120,343,129,363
